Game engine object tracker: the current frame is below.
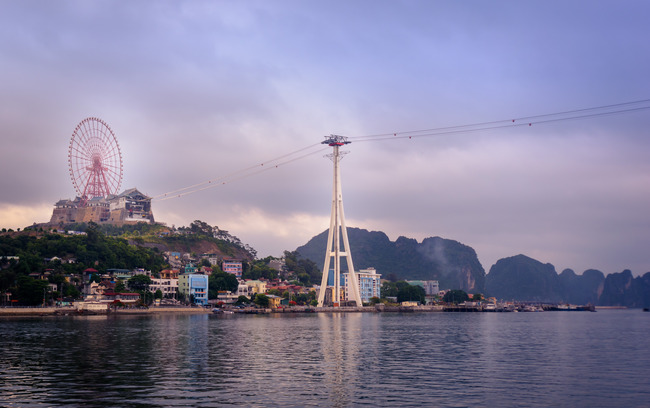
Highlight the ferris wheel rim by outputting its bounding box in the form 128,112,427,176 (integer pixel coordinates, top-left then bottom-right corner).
68,117,123,200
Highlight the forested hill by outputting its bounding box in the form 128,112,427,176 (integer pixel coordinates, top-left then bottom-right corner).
296,227,485,294
0,220,255,277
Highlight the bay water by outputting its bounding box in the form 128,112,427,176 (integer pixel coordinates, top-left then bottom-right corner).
1,310,649,407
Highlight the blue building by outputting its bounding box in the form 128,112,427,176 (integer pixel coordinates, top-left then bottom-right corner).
335,267,381,304
178,272,208,305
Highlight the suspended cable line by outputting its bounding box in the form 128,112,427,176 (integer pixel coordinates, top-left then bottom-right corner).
154,143,328,201
349,98,650,143
153,98,650,201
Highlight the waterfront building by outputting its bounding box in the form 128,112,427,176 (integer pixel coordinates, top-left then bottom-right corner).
266,294,282,308
149,277,178,298
342,267,381,303
99,292,140,305
216,291,239,304
222,259,243,278
178,273,209,305
406,280,439,296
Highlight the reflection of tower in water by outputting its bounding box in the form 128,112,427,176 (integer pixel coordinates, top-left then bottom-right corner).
319,313,362,405
317,135,363,307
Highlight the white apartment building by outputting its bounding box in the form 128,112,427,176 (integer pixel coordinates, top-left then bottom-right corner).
150,277,178,298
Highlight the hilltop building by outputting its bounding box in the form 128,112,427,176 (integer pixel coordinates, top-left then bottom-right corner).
49,188,154,226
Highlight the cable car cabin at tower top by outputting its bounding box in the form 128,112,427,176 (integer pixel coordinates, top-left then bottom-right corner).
48,187,154,227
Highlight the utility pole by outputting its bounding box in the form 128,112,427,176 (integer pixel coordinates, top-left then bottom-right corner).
317,135,363,307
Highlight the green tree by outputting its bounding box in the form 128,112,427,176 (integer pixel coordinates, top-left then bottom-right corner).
235,295,251,305
154,289,163,299
245,259,278,280
208,271,238,299
284,251,320,285
142,290,154,306
15,275,50,306
443,290,469,304
369,296,382,305
381,280,411,298
64,284,80,298
114,280,126,293
472,293,484,301
254,294,270,308
397,284,425,304
128,275,152,292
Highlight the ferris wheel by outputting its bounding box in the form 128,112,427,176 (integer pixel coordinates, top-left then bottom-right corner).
68,117,123,203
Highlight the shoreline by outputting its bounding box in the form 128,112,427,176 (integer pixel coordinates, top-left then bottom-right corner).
0,306,212,316
1,303,616,316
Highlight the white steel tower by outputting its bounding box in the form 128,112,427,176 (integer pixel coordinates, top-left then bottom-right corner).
317,135,363,307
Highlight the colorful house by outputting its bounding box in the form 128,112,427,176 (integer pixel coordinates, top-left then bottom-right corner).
178,273,209,305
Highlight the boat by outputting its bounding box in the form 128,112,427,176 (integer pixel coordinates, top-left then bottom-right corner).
483,303,497,312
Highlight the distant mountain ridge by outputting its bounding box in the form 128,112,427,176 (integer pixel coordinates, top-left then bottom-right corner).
487,254,650,308
295,228,650,308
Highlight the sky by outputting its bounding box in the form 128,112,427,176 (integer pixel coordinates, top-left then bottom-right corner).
1,0,650,277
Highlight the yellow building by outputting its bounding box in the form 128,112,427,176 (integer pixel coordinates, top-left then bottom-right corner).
266,294,281,309
245,280,267,294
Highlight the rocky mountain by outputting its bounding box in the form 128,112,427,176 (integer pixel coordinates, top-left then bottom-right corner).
296,228,486,294
486,254,650,307
558,268,604,305
485,255,563,302
598,269,650,308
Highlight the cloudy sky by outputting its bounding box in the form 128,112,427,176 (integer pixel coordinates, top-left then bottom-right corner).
2,1,649,276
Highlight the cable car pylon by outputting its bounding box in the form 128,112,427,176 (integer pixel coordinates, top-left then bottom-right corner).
317,135,363,307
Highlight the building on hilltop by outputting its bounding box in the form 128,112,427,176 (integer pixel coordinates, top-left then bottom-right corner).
108,188,154,224
48,187,154,227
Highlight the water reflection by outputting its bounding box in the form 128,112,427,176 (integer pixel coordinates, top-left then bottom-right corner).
319,313,363,406
1,311,650,407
